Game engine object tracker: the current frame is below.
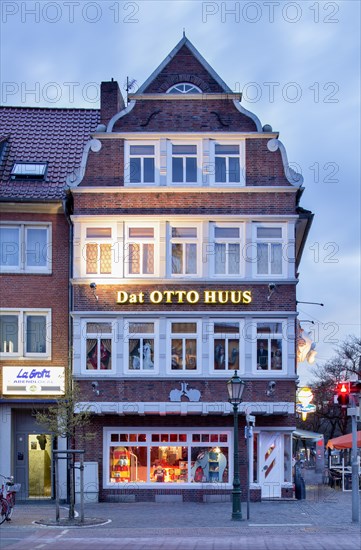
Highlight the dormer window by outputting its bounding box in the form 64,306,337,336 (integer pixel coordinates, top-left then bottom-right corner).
11,162,47,180
167,83,202,94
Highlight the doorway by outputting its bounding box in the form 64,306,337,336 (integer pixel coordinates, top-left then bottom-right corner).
259,432,282,498
28,434,52,497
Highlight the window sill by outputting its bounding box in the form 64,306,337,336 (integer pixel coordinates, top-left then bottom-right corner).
0,355,51,361
0,269,52,275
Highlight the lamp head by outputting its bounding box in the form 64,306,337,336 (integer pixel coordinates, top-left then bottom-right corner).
227,370,245,405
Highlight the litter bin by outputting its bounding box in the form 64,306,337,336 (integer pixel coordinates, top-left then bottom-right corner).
294,462,306,500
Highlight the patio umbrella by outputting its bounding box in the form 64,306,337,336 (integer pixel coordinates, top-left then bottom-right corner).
326,431,361,450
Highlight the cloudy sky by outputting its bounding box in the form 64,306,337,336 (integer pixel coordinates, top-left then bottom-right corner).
1,0,360,384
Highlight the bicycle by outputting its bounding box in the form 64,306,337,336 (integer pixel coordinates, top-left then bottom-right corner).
0,475,21,522
0,495,9,525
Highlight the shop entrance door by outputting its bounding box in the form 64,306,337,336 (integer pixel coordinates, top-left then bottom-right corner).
28,434,52,497
259,432,282,498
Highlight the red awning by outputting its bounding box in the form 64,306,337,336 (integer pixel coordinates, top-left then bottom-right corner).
326,431,361,450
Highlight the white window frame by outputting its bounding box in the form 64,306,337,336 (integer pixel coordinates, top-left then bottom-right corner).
0,308,51,359
103,427,232,488
167,141,202,186
210,223,244,278
124,141,159,186
252,319,286,373
124,319,159,374
124,222,159,278
81,319,116,374
210,140,245,186
168,222,202,278
209,319,244,374
253,223,286,278
82,224,118,278
166,83,202,94
167,319,201,374
0,222,51,274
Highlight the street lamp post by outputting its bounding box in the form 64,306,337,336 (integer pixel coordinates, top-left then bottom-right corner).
227,370,246,521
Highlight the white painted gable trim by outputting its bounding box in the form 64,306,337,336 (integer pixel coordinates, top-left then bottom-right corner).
76,401,294,416
267,138,304,186
137,36,233,94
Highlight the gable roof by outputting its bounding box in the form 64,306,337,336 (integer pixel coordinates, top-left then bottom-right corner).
137,35,233,94
0,106,100,201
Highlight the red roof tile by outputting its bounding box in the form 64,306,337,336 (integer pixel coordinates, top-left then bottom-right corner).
0,107,100,200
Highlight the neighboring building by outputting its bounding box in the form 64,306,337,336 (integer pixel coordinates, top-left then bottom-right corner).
0,106,99,499
70,36,313,502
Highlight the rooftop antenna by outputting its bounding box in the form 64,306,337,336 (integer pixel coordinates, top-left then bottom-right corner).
183,28,186,38
124,77,137,105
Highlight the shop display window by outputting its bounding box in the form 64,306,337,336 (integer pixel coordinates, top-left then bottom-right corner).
191,447,229,483
110,446,147,483
106,430,231,485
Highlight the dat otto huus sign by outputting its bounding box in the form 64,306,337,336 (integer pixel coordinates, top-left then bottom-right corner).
2,366,65,396
116,289,252,305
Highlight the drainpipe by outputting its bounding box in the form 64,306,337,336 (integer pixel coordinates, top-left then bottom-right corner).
63,191,74,505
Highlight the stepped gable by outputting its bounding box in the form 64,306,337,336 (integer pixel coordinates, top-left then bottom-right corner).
0,106,100,200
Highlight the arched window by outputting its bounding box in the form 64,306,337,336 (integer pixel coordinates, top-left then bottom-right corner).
166,83,202,94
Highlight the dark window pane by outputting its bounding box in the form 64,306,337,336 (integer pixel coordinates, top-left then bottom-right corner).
0,315,18,353
171,243,182,274
186,157,197,182
257,227,282,238
172,227,197,238
214,339,226,370
229,157,240,182
215,227,239,238
144,158,155,183
228,339,239,370
172,157,183,182
172,145,197,155
129,158,141,183
215,157,226,182
26,315,46,353
129,145,154,155
215,145,239,154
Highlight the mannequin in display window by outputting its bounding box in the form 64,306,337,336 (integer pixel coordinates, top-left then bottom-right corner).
153,465,165,482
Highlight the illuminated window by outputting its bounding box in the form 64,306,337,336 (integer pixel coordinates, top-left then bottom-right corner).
255,322,284,371
85,227,113,275
85,322,113,371
105,429,231,486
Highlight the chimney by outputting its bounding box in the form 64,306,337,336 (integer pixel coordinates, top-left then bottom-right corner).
100,80,125,125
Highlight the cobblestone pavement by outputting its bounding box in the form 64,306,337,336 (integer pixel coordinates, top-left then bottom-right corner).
0,471,360,549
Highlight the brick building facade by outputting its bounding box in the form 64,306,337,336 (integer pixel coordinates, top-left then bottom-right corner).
0,36,312,502
70,36,313,502
0,107,99,498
